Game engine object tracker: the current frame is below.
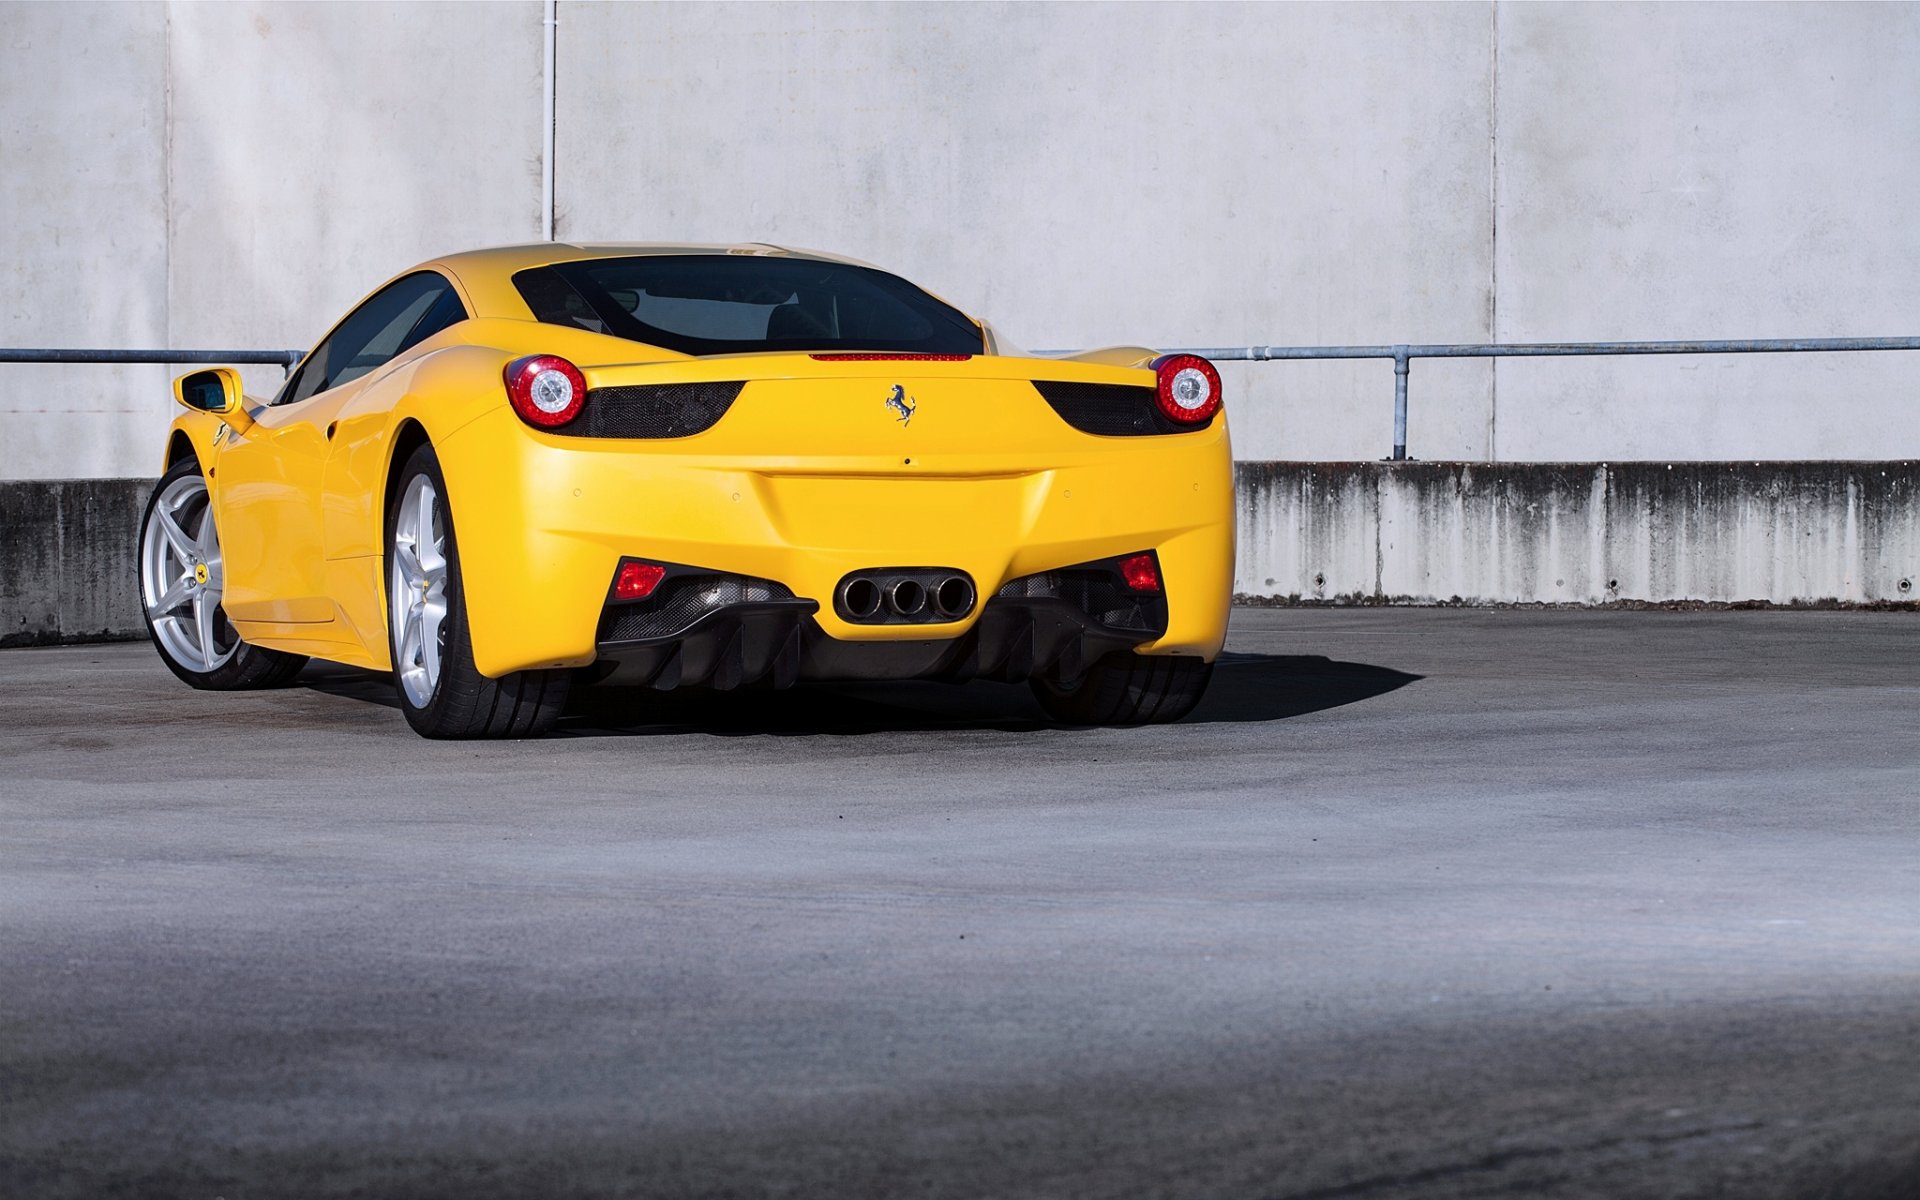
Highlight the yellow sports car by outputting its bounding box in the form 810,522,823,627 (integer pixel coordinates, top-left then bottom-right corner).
142,244,1233,737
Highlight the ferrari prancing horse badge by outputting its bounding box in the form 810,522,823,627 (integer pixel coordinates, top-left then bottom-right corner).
885,384,916,426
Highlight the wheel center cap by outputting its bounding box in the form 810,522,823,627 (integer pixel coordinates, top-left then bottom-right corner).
193,562,210,585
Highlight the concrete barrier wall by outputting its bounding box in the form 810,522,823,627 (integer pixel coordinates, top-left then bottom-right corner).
5,2,1919,477
0,479,149,646
1235,462,1919,606
7,464,1914,648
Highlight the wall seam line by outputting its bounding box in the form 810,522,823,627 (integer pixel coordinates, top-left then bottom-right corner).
162,2,175,365
542,0,558,240
1373,469,1385,600
54,483,66,639
1487,0,1500,464
1598,461,1611,601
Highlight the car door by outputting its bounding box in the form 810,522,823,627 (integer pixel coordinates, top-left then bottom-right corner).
217,272,461,627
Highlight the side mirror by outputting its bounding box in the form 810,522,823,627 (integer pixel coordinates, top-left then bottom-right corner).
173,367,254,434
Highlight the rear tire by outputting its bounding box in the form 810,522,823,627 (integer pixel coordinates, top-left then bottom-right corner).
386,444,570,739
139,459,308,690
1030,652,1213,725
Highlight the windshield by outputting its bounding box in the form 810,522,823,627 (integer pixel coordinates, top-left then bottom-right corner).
512,255,985,357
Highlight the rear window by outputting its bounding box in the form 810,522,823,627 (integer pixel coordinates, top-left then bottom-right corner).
512,255,985,357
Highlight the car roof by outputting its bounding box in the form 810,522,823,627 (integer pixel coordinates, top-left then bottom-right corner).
424,242,882,319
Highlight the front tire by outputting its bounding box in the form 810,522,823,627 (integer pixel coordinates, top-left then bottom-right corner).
1030,651,1213,725
386,444,569,739
139,459,308,690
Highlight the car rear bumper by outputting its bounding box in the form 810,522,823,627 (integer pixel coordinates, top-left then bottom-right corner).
436,406,1234,678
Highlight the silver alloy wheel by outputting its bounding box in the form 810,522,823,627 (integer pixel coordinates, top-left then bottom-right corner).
390,474,449,708
141,473,238,672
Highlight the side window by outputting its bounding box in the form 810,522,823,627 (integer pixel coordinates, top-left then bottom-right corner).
274,272,466,405
395,287,467,357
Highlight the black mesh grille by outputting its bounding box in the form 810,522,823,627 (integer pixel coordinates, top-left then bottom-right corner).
560,382,746,439
996,570,1156,631
1032,381,1177,437
600,574,794,642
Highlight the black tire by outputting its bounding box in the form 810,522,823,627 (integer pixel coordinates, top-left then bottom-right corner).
139,459,309,691
386,444,570,739
1030,651,1213,725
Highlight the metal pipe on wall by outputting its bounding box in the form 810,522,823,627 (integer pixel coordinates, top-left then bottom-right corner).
9,336,1920,461
0,349,303,367
1392,347,1410,462
1175,336,1920,459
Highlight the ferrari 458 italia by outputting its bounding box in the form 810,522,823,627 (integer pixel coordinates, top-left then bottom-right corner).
143,244,1232,737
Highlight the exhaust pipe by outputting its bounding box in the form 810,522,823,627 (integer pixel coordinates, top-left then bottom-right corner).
839,577,882,620
885,578,927,618
931,575,976,621
836,569,976,623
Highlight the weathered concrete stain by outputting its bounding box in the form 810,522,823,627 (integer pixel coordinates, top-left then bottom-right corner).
1,479,148,646
1236,462,1920,607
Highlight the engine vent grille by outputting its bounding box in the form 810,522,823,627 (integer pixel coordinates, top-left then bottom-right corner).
1031,381,1177,437
600,574,794,642
559,381,747,439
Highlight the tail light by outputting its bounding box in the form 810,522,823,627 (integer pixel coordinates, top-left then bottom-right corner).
1118,552,1162,593
505,355,587,428
613,560,666,601
1150,354,1223,425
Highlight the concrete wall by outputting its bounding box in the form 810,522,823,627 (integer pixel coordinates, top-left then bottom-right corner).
1235,461,1920,606
1,0,544,478
2,2,172,479
0,479,148,645
3,1,1917,479
1490,4,1920,462
554,2,1498,464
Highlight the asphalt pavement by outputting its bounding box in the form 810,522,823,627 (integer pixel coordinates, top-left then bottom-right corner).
1,608,1916,1199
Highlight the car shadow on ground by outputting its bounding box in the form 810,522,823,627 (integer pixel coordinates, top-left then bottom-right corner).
297,652,1420,737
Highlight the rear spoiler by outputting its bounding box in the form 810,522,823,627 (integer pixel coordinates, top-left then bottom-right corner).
1029,345,1159,369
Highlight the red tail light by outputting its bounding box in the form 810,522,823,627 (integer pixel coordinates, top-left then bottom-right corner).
505,355,587,428
1150,354,1223,425
1119,553,1161,593
613,560,666,600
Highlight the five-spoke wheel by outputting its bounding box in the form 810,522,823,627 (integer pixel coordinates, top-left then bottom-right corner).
138,459,307,689
386,444,569,738
389,473,449,709
141,471,235,673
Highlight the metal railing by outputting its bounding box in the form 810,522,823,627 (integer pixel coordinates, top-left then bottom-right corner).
8,337,1920,461
1174,337,1920,460
0,348,304,369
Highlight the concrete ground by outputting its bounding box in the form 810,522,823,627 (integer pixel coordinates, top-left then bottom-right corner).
1,609,1916,1200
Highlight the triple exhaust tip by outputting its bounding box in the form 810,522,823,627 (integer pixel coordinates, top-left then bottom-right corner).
839,573,975,623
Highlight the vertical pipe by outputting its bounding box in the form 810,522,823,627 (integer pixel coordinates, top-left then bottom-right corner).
541,0,557,241
1392,346,1410,461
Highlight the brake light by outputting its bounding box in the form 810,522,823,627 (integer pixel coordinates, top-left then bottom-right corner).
614,560,666,600
504,355,587,428
808,353,973,362
1150,354,1223,425
1119,553,1161,593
